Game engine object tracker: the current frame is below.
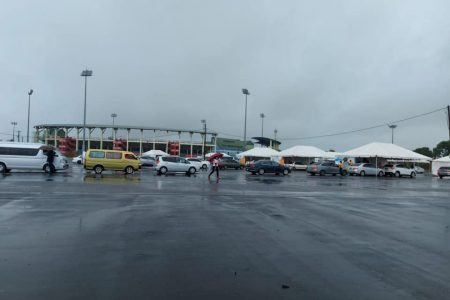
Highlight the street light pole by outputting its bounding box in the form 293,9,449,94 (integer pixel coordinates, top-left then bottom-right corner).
260,113,265,138
11,121,17,142
27,89,33,142
242,89,250,151
274,129,278,141
80,69,93,154
111,113,117,140
388,124,397,144
201,119,206,160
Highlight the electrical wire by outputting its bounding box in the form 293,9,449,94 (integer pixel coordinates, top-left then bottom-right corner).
212,106,447,141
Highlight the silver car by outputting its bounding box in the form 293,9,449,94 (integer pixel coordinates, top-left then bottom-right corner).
155,156,198,175
348,163,384,177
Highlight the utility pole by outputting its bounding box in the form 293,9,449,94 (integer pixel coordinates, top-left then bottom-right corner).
17,130,21,143
11,122,17,142
447,105,450,141
201,119,206,160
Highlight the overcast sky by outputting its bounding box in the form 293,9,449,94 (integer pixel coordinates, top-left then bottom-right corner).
1,0,449,151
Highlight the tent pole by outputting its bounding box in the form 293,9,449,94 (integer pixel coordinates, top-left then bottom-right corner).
376,156,378,179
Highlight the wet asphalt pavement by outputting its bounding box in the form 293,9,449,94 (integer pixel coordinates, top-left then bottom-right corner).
0,166,449,300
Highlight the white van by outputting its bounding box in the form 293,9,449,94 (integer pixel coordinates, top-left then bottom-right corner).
0,143,69,173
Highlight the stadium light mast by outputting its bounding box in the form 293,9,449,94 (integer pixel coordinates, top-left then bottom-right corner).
388,124,397,144
80,69,93,154
242,88,250,151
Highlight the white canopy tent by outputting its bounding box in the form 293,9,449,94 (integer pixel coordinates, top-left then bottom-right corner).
142,149,169,158
279,145,328,158
432,156,450,176
324,151,343,159
236,147,279,159
342,142,432,168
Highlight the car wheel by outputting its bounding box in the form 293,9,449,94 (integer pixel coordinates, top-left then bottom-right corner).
125,166,134,174
378,171,384,177
332,173,336,176
0,162,6,174
160,167,168,175
319,170,325,176
360,171,365,177
283,169,289,175
439,175,443,179
258,169,265,175
410,172,416,178
188,167,196,175
202,164,207,170
94,165,104,174
251,172,256,175
395,171,401,178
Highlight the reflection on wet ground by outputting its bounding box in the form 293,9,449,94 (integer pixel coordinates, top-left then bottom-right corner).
0,166,449,299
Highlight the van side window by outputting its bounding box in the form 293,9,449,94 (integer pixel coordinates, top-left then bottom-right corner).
89,151,105,158
125,154,137,160
0,147,39,156
106,152,122,159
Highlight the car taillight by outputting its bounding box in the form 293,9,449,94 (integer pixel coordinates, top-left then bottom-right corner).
156,159,160,164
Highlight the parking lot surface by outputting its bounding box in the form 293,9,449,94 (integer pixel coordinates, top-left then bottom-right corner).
1,167,449,299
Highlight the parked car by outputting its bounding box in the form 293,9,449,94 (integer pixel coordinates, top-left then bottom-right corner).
414,166,425,174
348,163,384,177
306,161,347,176
155,156,198,175
0,142,69,173
246,160,290,175
384,164,416,178
437,166,450,179
84,149,140,174
72,155,82,164
219,157,241,170
187,158,210,170
139,155,156,167
287,161,308,171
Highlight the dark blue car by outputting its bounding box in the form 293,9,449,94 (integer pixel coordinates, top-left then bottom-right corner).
246,160,290,175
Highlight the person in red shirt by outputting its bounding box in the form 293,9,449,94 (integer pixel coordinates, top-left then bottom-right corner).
208,158,220,180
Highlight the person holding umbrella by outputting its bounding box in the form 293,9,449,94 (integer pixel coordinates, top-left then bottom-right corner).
208,153,222,180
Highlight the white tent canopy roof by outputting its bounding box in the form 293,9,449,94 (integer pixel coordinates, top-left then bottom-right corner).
279,145,327,158
236,147,279,158
325,151,343,159
342,142,432,162
142,149,169,157
433,156,450,162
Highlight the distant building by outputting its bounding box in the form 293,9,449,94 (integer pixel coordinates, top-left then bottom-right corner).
251,137,281,150
215,138,253,156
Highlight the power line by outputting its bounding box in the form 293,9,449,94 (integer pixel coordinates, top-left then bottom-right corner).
213,106,447,141
280,106,447,141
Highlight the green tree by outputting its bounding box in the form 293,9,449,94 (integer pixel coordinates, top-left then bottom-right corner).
414,147,433,158
433,140,450,158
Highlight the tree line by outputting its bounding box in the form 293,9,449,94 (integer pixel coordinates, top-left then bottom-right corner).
414,140,450,158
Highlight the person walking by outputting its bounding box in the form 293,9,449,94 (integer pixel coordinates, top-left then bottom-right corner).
46,149,56,173
208,157,220,180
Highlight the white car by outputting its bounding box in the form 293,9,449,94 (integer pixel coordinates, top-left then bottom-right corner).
187,158,210,170
384,164,416,178
72,155,82,164
155,156,198,175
